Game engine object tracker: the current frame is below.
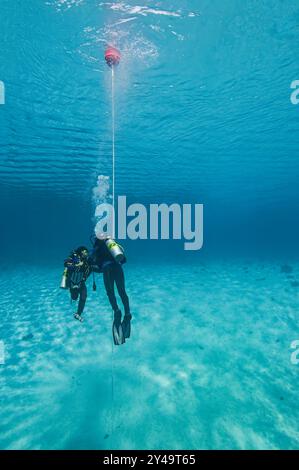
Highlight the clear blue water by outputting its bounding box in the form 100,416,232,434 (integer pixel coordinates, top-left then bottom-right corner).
1,0,299,450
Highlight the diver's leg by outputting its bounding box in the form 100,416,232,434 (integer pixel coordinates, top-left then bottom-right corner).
70,286,83,322
77,282,87,316
70,287,79,301
114,264,130,317
103,265,119,313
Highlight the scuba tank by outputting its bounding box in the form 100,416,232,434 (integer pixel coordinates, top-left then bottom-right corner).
105,237,125,263
60,268,69,289
60,251,80,289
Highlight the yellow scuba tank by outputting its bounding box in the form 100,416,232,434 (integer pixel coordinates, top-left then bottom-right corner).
60,268,69,289
105,237,125,263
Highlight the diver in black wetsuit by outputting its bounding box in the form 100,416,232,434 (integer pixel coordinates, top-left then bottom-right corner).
64,246,92,322
92,236,131,341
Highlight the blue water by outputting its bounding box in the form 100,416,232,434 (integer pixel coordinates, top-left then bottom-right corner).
1,0,299,449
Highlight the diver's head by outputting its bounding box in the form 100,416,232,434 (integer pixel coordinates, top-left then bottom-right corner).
96,233,110,241
77,246,89,259
94,233,110,247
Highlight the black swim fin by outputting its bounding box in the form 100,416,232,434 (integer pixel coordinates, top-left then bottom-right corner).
121,314,132,339
112,321,125,345
112,310,125,345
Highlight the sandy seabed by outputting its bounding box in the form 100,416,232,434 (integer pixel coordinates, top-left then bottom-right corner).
0,261,298,449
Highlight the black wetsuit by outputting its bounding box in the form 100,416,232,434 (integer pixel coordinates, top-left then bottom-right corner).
64,254,91,316
92,239,130,317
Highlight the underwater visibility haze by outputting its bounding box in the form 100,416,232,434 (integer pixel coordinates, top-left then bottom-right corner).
0,0,299,450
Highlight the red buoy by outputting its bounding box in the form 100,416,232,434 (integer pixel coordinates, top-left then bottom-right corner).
105,46,121,67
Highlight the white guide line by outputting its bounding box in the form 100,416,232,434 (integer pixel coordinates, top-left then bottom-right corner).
111,66,115,238
110,65,115,435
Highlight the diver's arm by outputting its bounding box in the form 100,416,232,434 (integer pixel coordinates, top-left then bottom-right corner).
88,254,103,273
64,255,83,271
64,258,74,269
90,265,102,273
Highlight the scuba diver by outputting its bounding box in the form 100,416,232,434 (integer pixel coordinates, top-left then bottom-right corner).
61,246,93,322
92,235,131,345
